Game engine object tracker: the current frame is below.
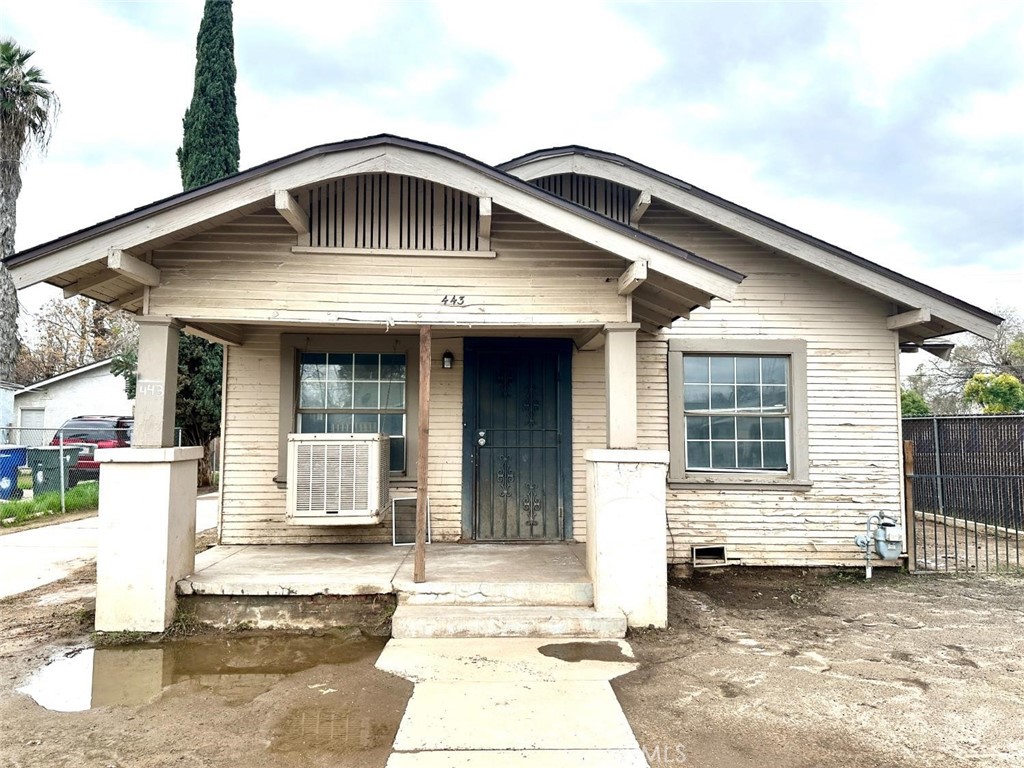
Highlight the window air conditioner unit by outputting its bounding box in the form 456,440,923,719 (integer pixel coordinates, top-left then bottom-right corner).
286,433,390,526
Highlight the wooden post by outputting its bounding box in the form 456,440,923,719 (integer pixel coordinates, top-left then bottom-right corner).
604,323,639,449
904,439,917,573
414,326,431,583
134,316,182,448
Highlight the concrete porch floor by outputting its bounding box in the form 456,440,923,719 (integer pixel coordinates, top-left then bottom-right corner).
178,542,591,599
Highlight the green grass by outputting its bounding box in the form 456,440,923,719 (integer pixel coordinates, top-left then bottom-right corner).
17,471,31,491
164,605,205,638
0,482,100,526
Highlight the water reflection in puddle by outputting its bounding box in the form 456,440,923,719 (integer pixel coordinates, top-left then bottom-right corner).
18,631,388,713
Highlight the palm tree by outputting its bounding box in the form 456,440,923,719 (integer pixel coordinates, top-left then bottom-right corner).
0,39,59,382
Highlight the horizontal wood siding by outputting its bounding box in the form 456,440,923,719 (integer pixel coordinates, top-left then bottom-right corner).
571,347,607,540
148,208,627,326
220,331,465,544
639,202,902,566
219,329,291,544
425,338,463,540
218,330,592,545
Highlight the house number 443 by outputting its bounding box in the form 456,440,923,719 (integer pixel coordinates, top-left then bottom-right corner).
441,295,466,306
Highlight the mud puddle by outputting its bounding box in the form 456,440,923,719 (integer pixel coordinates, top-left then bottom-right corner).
19,630,387,712
538,640,631,663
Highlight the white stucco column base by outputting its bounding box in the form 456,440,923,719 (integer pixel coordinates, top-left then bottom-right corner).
585,449,669,628
94,446,203,633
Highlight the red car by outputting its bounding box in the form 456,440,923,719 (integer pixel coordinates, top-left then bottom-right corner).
50,416,134,485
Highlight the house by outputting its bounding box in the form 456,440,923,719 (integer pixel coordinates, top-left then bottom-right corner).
2,135,1000,634
12,358,134,445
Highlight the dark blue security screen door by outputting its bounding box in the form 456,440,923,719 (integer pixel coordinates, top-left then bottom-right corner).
462,339,572,542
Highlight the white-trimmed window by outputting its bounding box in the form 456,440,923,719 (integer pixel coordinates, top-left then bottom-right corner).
296,351,408,473
668,338,809,486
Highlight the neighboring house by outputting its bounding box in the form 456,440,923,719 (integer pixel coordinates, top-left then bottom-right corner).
13,359,134,445
2,135,1000,632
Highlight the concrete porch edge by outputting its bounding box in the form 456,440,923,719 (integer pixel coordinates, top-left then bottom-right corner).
177,542,626,638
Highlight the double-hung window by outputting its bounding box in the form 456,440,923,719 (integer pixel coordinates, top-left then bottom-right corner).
296,352,407,473
668,338,809,486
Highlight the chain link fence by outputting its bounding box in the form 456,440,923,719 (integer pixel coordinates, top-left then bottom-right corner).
1,425,183,522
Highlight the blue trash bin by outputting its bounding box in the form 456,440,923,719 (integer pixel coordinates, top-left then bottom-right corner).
0,445,27,501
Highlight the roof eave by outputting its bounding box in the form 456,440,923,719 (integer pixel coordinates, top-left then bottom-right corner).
5,134,744,309
501,147,1002,339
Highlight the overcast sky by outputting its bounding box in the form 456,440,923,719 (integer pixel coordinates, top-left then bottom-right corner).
3,0,1022,340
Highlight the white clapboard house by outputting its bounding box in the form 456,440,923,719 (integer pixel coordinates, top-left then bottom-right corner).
3,135,999,634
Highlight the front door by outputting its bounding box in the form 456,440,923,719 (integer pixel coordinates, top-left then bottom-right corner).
463,339,572,541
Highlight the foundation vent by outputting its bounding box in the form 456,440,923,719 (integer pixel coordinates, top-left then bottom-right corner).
691,544,738,569
286,433,390,526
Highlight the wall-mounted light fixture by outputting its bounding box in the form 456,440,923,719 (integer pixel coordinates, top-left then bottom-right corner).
442,350,455,369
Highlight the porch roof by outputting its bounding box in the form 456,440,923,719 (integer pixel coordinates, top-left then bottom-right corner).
4,134,745,332
500,146,1003,341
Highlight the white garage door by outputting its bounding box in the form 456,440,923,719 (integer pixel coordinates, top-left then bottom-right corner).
19,408,47,446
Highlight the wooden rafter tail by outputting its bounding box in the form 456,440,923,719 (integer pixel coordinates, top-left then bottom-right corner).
629,189,652,226
107,249,160,287
887,307,931,331
617,259,648,295
113,287,145,310
275,190,310,235
63,268,120,299
478,196,492,250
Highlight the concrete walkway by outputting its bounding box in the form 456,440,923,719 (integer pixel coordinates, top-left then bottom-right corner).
377,638,648,766
0,492,219,599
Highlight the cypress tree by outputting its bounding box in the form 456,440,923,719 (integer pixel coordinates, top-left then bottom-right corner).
140,0,238,484
176,0,239,190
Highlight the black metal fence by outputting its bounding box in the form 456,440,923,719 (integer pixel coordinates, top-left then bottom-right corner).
903,415,1024,572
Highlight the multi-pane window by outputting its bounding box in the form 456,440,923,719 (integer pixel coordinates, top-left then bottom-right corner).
682,355,790,472
297,352,407,472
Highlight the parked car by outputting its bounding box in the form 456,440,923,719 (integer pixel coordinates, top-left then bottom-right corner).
50,416,133,485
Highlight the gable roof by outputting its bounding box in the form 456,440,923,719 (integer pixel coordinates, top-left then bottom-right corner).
4,135,744,331
499,146,1002,340
13,358,117,395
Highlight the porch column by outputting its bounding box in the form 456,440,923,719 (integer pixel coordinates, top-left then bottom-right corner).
95,314,201,633
585,449,669,628
133,315,181,448
604,323,639,449
589,323,667,627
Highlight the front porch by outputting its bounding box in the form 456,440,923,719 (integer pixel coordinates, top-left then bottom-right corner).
180,542,590,599
89,317,673,635
177,542,625,638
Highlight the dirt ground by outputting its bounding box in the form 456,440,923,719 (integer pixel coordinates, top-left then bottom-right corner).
616,568,1024,768
2,560,1022,767
0,528,412,768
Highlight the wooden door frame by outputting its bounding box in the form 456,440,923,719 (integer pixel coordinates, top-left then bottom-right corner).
461,337,574,541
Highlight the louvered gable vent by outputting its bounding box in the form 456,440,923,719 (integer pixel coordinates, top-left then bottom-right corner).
303,173,481,251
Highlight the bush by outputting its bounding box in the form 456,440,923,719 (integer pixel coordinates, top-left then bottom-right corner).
0,482,100,526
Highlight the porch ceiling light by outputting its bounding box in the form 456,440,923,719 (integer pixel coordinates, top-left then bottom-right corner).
442,350,454,369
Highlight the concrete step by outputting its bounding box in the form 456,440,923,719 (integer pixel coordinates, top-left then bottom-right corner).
396,579,593,607
391,604,626,639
